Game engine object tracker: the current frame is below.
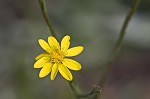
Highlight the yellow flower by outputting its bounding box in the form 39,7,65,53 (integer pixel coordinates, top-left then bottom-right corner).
34,35,84,81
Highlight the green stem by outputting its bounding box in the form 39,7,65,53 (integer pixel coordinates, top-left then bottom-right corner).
69,80,85,99
69,80,101,99
38,0,95,98
38,0,56,37
94,0,141,99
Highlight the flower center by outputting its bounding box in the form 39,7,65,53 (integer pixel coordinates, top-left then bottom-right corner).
50,49,64,63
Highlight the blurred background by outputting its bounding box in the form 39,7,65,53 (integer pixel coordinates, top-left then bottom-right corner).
0,0,150,99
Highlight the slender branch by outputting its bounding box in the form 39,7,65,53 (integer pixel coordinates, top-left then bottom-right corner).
38,0,56,37
94,0,141,99
69,80,85,99
69,80,101,99
38,0,93,98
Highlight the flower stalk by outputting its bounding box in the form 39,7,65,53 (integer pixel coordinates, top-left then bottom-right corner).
94,0,141,99
38,0,56,38
38,0,95,98
69,80,102,99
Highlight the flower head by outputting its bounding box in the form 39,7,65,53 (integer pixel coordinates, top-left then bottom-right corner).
34,35,84,81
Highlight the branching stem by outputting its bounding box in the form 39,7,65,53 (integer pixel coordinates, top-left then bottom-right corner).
69,80,101,99
94,0,141,99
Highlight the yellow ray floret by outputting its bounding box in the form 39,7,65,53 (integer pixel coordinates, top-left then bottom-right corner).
34,35,84,81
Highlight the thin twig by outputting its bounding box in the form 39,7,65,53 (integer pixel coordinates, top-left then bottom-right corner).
94,0,141,99
38,0,56,37
69,80,88,99
69,80,101,99
69,80,102,99
38,0,94,98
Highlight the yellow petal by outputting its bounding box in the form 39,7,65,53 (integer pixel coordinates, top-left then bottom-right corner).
38,39,51,53
62,58,81,70
35,52,49,60
65,46,84,57
39,63,52,78
34,57,50,68
48,36,60,49
61,35,70,52
50,64,58,80
59,64,73,81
